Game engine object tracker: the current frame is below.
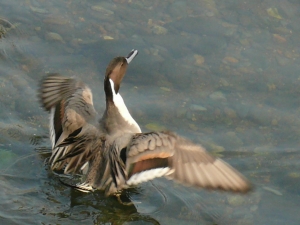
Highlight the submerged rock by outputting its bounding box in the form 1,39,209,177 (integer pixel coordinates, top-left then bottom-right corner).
45,32,64,43
91,6,114,15
209,91,227,101
227,195,246,207
151,25,168,35
189,104,207,112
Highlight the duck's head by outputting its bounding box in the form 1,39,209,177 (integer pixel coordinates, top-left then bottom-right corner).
103,49,141,134
104,49,138,98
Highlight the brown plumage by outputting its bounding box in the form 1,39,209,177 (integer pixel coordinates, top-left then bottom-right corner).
38,49,251,197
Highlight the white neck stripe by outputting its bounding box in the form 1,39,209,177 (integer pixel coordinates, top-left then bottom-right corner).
109,79,141,132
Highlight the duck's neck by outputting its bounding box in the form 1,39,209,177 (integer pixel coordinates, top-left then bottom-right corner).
102,79,141,134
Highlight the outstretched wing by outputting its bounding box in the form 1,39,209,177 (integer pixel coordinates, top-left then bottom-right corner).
39,73,99,173
125,131,251,193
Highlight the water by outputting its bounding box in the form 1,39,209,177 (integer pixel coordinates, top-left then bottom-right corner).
0,0,300,224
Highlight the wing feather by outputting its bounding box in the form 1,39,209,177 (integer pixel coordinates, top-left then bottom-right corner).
39,73,99,174
125,131,251,193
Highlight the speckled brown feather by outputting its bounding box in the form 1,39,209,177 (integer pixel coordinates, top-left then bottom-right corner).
38,73,99,173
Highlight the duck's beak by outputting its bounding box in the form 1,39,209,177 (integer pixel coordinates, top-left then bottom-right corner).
126,49,138,64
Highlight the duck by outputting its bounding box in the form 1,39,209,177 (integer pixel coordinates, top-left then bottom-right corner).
38,49,251,199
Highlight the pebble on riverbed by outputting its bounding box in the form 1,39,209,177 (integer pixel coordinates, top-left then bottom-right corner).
45,32,65,43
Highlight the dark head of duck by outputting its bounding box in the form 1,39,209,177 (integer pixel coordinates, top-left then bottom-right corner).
104,57,128,102
104,50,138,104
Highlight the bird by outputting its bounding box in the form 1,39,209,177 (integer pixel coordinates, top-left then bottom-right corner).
38,49,251,199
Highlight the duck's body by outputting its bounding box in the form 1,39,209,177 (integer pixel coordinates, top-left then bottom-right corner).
39,50,251,197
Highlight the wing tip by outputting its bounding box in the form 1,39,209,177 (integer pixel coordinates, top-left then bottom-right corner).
38,73,64,111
